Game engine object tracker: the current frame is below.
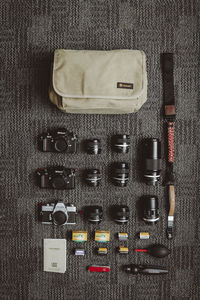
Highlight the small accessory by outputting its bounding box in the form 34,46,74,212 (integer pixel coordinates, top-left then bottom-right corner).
95,230,110,242
118,233,128,241
111,205,130,224
85,169,101,187
49,49,147,114
72,231,87,242
112,134,130,153
143,138,162,185
84,206,103,224
134,244,170,258
123,264,168,275
142,196,159,224
118,246,129,254
75,249,85,256
85,139,101,155
97,248,108,255
39,128,78,153
111,162,129,187
88,265,110,272
139,232,150,240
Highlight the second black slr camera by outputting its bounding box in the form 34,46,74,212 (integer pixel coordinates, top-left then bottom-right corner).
37,166,75,190
39,128,78,153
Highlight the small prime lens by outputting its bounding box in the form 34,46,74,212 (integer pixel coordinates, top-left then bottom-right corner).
112,134,130,154
143,196,159,224
85,139,101,155
143,138,161,185
85,169,101,187
84,205,103,224
112,162,129,187
111,205,130,224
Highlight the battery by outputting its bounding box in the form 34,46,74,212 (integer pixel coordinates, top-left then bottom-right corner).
118,246,129,254
75,249,85,256
72,231,87,242
95,230,110,242
97,247,108,255
118,232,128,241
139,232,150,240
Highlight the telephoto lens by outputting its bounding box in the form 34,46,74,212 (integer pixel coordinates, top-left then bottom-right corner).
84,205,103,224
85,139,101,155
112,134,130,153
85,169,101,187
143,196,159,224
143,138,162,185
112,162,129,187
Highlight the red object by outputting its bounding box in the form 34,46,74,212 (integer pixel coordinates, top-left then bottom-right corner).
134,249,148,252
168,122,175,163
88,265,110,273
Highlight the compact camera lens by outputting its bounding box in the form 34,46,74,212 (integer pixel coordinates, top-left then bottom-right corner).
53,211,67,225
112,162,129,187
84,205,103,224
51,176,66,189
111,205,130,224
86,139,101,155
112,134,130,153
143,196,159,224
54,138,68,152
85,169,101,187
143,138,162,186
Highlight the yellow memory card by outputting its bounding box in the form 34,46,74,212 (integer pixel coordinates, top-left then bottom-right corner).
72,231,87,242
95,230,110,242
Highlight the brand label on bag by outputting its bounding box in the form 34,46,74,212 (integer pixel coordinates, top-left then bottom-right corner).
117,82,134,89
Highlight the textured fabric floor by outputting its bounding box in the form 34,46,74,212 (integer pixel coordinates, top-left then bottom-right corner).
1,0,200,299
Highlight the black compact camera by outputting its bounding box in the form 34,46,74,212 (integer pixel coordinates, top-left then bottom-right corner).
37,167,75,190
39,201,77,225
39,128,78,153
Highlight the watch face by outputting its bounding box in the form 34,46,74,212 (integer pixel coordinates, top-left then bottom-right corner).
54,138,68,152
53,211,67,225
51,176,66,189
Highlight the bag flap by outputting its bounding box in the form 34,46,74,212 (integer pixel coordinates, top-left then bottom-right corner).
52,49,147,100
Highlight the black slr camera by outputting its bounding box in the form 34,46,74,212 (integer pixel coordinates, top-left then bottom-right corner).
37,167,75,190
40,201,77,225
39,128,78,153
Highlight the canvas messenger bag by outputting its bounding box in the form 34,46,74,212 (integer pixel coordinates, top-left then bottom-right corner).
49,49,147,114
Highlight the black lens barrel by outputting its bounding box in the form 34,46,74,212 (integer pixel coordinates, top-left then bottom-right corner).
143,196,159,224
144,138,161,185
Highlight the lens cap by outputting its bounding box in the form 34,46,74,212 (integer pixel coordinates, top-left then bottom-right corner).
53,211,67,225
54,138,68,152
51,176,66,189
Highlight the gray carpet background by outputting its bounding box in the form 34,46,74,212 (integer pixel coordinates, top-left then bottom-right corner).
1,0,200,299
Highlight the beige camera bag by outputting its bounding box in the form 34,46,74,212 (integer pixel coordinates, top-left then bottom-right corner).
49,49,147,114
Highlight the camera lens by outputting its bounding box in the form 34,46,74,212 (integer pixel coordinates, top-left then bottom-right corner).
85,169,101,187
86,139,101,155
142,196,159,224
112,162,129,187
143,138,161,185
51,176,66,189
53,211,67,225
54,138,67,152
84,206,103,224
111,205,130,224
112,134,130,153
